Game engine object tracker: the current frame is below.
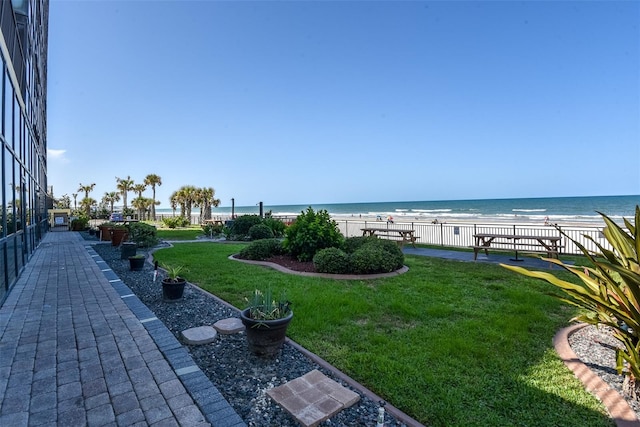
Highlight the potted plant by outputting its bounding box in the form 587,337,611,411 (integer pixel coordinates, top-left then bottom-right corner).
161,264,186,301
98,221,115,241
128,254,145,271
110,225,129,246
239,288,293,357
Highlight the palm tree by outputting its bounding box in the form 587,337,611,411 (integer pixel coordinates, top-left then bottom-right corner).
72,193,78,211
77,183,95,200
80,197,96,218
178,185,198,219
144,174,162,220
115,176,135,209
102,192,121,214
197,187,221,221
132,197,153,221
77,183,96,217
132,183,147,219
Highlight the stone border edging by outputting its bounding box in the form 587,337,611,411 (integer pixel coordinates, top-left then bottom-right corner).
230,255,409,279
554,323,640,427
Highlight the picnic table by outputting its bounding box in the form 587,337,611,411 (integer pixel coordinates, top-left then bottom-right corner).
472,233,561,261
361,227,418,248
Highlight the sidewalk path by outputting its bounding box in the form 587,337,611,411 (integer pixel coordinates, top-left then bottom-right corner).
0,231,245,426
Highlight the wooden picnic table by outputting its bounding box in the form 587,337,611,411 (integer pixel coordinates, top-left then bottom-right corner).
361,227,418,248
472,233,561,261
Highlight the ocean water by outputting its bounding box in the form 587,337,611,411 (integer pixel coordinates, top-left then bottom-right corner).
157,195,639,225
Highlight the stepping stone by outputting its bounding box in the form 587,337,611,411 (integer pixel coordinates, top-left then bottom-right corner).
267,369,360,427
213,317,245,334
180,326,217,345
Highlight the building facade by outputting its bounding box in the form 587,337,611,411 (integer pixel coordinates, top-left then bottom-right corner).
0,0,48,304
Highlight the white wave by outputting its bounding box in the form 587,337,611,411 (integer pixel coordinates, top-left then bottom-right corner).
512,209,547,212
412,209,453,213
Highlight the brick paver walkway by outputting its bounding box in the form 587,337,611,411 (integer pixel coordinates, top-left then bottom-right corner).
0,231,245,426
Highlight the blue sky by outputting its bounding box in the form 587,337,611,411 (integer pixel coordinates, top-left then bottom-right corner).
46,1,639,209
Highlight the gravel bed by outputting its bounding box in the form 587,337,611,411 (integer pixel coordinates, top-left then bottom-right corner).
568,324,640,417
90,240,405,427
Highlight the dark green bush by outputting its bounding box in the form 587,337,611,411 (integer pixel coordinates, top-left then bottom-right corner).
162,216,190,228
71,216,89,231
262,217,286,237
350,238,404,274
313,247,351,274
350,245,392,274
129,222,159,248
238,238,284,261
343,235,379,253
249,224,275,240
231,215,263,237
283,207,344,261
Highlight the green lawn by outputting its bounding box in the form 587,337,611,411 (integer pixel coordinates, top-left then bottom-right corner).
152,242,614,427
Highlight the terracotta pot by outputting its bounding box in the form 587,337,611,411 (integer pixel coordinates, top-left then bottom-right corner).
110,228,128,246
239,308,293,357
98,226,112,241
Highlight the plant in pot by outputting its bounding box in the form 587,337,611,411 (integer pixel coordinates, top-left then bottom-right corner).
128,254,145,271
98,221,115,241
161,264,186,302
239,288,293,357
110,225,129,246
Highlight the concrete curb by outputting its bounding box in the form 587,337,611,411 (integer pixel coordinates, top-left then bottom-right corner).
554,323,640,427
230,255,409,279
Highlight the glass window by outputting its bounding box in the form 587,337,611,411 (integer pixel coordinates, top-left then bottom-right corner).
4,147,13,236
3,72,12,148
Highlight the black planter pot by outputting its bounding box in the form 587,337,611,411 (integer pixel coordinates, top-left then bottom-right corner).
128,256,145,271
162,278,186,302
121,242,137,259
239,308,293,357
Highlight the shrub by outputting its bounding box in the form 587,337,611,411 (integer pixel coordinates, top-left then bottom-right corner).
231,215,263,237
313,247,351,274
238,238,284,261
202,223,224,237
343,235,379,254
283,207,344,261
249,224,275,240
346,237,404,274
262,217,286,237
162,216,190,228
128,222,159,248
503,206,640,394
71,216,89,231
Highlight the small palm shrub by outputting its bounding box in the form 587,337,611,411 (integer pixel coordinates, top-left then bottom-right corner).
503,206,640,395
262,217,286,237
249,224,275,240
162,216,190,228
238,238,284,261
202,223,224,237
128,222,159,248
283,207,344,261
313,247,351,274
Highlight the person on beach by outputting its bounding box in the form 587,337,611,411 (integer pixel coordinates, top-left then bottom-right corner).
387,215,394,224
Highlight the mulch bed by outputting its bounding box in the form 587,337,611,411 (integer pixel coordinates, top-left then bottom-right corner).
264,255,316,273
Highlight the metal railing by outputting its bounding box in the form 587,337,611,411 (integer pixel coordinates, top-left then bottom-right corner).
336,219,611,256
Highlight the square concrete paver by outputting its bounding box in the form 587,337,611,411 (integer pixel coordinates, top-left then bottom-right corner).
266,369,359,427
